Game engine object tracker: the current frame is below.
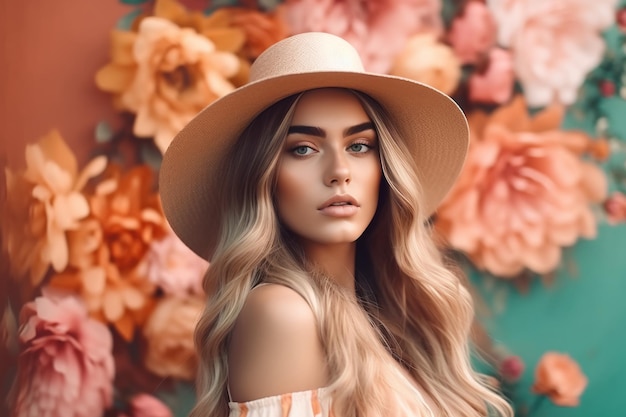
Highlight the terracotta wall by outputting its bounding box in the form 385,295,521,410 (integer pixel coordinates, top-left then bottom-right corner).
0,1,130,168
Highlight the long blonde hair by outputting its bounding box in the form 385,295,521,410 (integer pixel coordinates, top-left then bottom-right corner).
191,89,513,417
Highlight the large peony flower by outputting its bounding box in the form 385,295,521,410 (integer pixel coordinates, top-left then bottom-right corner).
447,1,497,65
488,0,617,107
468,47,514,105
390,33,461,95
1,130,106,286
145,228,208,297
48,166,165,340
96,16,240,153
12,293,114,417
436,96,607,277
142,296,204,380
284,0,443,73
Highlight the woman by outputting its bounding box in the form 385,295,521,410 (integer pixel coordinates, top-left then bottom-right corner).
159,32,512,417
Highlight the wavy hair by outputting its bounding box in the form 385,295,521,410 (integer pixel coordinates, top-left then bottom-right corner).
190,89,513,417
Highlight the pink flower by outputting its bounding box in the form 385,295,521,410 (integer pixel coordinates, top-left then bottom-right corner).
12,294,114,417
390,33,461,95
142,296,204,380
489,0,617,107
448,1,497,65
532,352,588,407
603,192,626,223
468,47,514,105
284,0,443,73
120,393,173,417
499,355,525,383
145,229,208,297
436,97,607,277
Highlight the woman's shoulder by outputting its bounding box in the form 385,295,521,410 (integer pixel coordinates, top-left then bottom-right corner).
227,283,328,403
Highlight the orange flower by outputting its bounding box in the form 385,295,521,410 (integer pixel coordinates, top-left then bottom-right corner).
96,12,241,153
532,352,588,407
142,296,204,380
48,166,165,340
1,130,106,286
436,96,607,277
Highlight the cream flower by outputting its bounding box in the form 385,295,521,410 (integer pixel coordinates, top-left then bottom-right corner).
96,16,240,153
142,296,204,380
436,97,607,277
488,0,617,107
2,130,106,286
13,294,114,417
284,0,443,73
390,33,461,95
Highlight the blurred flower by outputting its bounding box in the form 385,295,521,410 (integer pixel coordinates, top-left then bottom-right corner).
436,96,607,277
489,0,617,107
1,130,106,286
13,293,114,417
604,192,626,223
447,1,497,65
142,296,204,380
468,48,514,105
532,352,588,407
284,0,444,73
390,33,461,95
96,16,240,153
617,7,626,32
145,228,208,297
48,166,165,340
499,355,525,383
119,393,173,417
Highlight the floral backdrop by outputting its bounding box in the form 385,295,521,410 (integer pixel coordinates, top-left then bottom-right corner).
2,0,626,416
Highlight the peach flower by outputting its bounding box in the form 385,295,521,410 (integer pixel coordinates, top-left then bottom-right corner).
284,0,443,73
488,0,617,107
96,16,240,153
119,393,173,417
1,130,106,286
468,47,514,105
48,166,165,340
145,229,208,297
13,294,114,417
603,192,626,223
532,352,588,407
142,296,204,380
390,33,461,95
447,1,497,65
436,96,607,277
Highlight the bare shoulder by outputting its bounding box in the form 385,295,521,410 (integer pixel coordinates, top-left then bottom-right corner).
227,284,328,402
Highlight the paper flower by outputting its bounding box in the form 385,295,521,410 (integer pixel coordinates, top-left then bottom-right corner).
145,228,208,297
284,0,444,73
96,16,240,153
436,96,607,277
12,294,114,417
390,33,461,95
468,47,515,105
447,1,497,65
489,0,617,107
532,352,588,407
119,393,173,417
142,296,204,380
48,166,165,340
1,130,106,286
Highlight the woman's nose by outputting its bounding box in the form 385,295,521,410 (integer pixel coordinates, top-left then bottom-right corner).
324,150,351,186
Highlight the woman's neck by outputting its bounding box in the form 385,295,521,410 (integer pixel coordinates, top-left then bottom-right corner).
301,242,356,292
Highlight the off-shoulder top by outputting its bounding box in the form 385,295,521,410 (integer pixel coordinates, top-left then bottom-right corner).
228,387,334,417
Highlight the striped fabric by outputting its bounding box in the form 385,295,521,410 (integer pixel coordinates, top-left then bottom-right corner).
228,387,333,417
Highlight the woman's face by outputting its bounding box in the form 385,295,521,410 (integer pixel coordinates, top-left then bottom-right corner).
275,88,382,248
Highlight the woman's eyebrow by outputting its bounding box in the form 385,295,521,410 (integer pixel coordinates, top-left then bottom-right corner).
287,122,375,138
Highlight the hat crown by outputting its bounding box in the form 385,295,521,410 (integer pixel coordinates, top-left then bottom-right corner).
249,32,365,82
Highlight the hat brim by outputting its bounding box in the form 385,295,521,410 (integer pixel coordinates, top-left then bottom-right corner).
159,71,468,259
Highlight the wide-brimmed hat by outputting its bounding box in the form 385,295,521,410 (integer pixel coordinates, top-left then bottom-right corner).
159,32,469,260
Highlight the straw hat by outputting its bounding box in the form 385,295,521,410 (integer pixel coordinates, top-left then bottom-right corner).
160,32,469,259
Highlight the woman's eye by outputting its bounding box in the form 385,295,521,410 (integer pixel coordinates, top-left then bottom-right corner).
292,145,314,156
348,143,370,153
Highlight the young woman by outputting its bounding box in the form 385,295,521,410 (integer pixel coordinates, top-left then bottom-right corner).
159,32,512,417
